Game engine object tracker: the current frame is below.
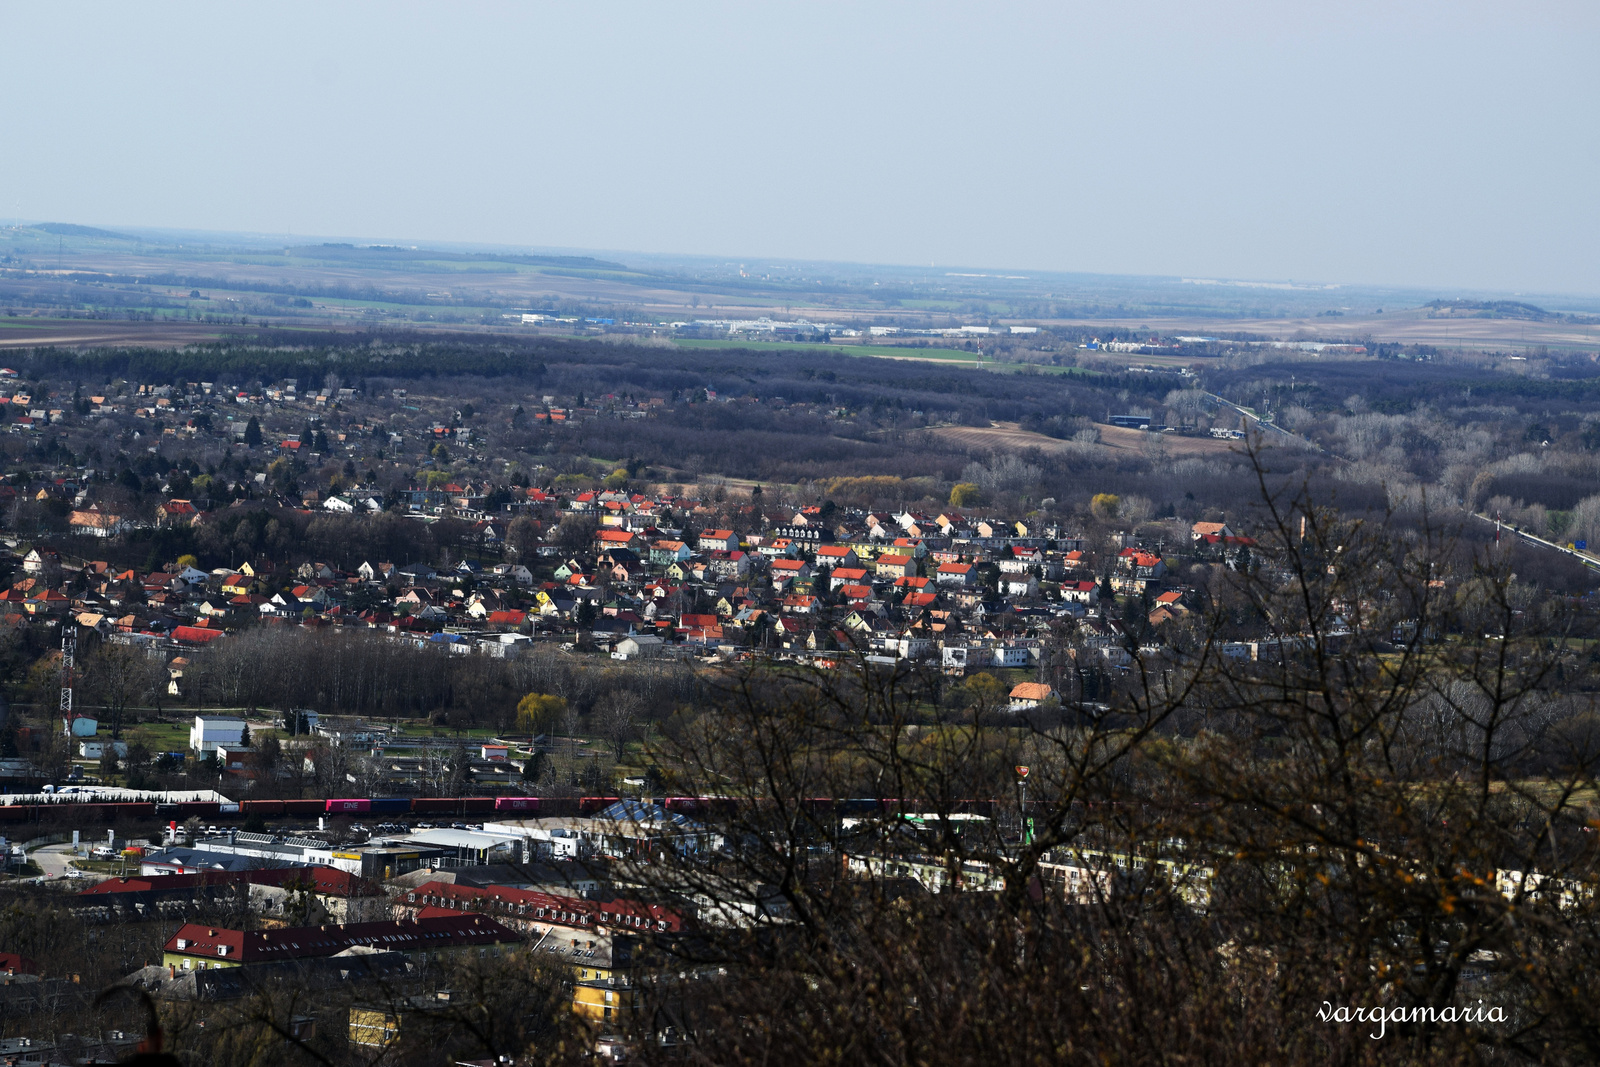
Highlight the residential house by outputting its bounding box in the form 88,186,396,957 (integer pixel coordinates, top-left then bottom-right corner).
156,499,199,526
648,540,691,565
1002,573,1039,597
1060,580,1100,605
1008,682,1057,710
935,562,976,587
829,567,869,591
875,554,913,579
68,508,128,538
814,545,860,570
769,558,811,589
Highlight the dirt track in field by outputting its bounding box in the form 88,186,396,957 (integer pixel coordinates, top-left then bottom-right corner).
928,421,1243,457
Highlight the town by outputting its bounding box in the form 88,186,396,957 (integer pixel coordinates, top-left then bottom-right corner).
0,310,1592,1066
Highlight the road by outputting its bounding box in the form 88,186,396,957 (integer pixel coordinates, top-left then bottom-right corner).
1204,392,1329,455
1471,513,1600,572
23,841,103,884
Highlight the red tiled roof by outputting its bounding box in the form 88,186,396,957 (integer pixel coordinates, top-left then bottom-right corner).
172,625,225,644
0,952,38,976
163,913,515,963
405,880,682,932
82,866,381,899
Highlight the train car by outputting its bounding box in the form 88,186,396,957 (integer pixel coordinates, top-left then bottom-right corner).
369,798,413,816
662,797,738,818
240,800,286,818
578,796,621,816
837,798,883,817
458,797,494,815
325,799,371,814
176,802,222,820
112,802,156,821
412,797,460,815
58,803,115,823
0,806,34,823
282,799,324,817
493,796,540,813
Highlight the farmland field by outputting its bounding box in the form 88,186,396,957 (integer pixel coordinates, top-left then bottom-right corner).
928,421,1244,458
672,337,986,363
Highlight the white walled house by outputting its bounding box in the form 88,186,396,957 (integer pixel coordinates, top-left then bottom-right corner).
190,715,246,755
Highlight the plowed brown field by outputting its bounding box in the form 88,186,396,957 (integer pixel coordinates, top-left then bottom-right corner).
929,421,1242,457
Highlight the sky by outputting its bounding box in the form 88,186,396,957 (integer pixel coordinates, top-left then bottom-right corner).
3,2,1598,295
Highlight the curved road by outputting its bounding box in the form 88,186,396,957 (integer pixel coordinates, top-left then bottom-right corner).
24,841,101,884
31,842,82,880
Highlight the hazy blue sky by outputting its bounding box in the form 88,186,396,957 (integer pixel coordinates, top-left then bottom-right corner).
4,2,1597,294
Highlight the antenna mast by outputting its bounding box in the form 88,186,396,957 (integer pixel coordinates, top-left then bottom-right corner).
59,624,76,731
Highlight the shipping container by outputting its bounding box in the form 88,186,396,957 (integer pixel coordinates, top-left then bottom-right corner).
578,796,621,816
662,796,737,817
176,802,222,819
240,800,286,817
325,799,371,814
458,797,494,815
411,797,461,815
540,796,580,816
369,798,412,815
71,804,115,823
282,799,325,816
493,796,540,813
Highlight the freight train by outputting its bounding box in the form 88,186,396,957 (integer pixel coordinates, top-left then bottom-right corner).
0,795,997,825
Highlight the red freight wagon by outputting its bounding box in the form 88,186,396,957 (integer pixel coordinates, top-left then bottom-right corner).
175,802,222,819
240,800,286,817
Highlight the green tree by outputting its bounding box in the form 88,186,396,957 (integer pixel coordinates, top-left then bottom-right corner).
515,693,567,737
243,415,262,448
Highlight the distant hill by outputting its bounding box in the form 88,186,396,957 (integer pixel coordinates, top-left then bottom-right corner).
285,243,629,272
1423,298,1553,320
35,222,138,241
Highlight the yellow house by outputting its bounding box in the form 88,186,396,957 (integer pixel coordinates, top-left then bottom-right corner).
394,881,681,1026
348,1005,403,1048
220,573,253,596
573,977,643,1025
